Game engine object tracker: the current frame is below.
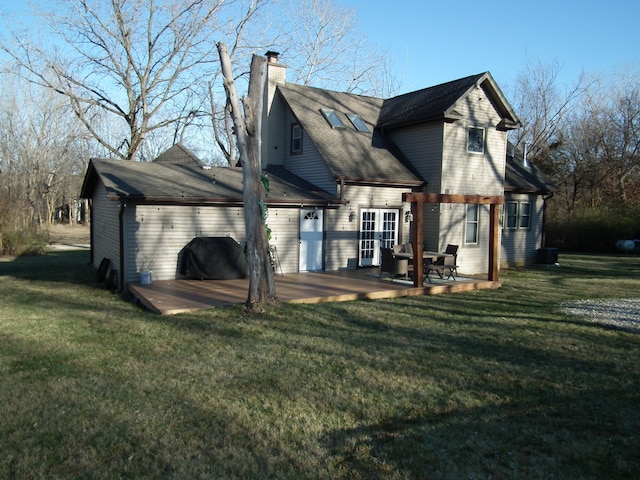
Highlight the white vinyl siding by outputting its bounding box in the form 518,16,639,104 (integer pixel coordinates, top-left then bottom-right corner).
121,204,301,285
324,184,411,271
441,87,507,197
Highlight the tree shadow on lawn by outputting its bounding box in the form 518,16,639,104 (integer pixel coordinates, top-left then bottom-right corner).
321,383,640,479
0,250,95,286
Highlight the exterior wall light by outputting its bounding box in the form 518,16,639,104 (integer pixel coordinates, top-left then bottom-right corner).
405,210,413,223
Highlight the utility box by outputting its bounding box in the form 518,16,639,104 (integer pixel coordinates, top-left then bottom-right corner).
536,247,559,265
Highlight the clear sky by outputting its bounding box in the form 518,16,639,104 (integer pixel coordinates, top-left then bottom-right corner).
342,0,640,93
3,0,638,96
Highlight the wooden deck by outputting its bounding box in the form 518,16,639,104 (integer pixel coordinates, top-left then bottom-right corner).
128,269,501,315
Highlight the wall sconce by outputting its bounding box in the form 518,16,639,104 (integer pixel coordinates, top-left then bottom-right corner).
404,210,413,223
349,208,356,223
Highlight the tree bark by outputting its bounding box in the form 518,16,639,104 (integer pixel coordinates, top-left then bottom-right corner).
217,43,277,310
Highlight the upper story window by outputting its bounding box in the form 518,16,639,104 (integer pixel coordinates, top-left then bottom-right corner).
320,109,346,129
346,113,369,132
467,126,485,153
291,124,302,154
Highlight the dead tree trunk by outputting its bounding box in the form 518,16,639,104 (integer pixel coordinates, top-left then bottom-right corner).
217,43,277,310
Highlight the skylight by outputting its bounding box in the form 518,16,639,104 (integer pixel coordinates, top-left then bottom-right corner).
346,113,369,132
320,109,346,129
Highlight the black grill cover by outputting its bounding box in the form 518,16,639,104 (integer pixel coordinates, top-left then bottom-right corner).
180,237,248,280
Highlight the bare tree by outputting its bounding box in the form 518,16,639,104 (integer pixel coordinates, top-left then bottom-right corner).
218,43,277,309
1,0,226,161
278,0,398,97
508,58,587,169
0,77,93,228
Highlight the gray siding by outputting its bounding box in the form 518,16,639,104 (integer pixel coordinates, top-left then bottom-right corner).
388,122,444,192
91,179,121,275
282,107,336,194
501,194,545,267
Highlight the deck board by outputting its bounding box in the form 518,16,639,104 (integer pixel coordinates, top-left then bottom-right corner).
128,270,501,315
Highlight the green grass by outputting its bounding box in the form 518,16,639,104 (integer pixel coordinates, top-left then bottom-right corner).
1,251,640,479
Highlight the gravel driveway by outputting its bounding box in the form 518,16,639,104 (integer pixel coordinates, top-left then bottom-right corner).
561,298,640,333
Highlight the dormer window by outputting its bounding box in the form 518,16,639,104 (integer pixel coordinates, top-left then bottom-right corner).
320,109,346,129
346,113,369,132
467,126,485,153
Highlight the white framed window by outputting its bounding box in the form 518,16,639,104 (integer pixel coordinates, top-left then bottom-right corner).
503,201,531,230
467,126,485,153
465,204,479,244
291,124,302,154
505,202,518,229
519,202,531,229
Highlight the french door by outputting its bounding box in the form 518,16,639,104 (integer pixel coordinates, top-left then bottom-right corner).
358,208,399,266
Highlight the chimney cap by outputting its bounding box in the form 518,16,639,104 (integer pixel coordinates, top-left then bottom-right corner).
265,51,280,62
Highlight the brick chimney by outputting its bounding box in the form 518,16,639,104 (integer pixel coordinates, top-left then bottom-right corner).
262,50,286,166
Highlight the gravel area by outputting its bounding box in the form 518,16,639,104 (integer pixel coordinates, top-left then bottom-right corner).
561,298,640,333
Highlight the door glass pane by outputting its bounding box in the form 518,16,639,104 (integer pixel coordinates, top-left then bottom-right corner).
360,211,376,260
380,211,397,248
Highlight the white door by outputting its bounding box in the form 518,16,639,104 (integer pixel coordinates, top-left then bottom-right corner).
359,208,399,266
299,208,324,271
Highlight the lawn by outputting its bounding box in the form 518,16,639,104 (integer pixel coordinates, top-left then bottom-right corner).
1,251,639,479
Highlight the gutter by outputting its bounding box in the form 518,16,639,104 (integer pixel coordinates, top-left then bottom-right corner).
118,201,126,293
334,175,424,188
541,192,555,248
106,195,343,208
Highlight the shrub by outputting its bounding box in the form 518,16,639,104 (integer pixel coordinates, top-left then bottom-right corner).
0,227,48,256
546,205,640,253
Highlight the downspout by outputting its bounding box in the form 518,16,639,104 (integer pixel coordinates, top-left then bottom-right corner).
118,201,126,293
338,177,346,202
541,192,554,248
88,199,94,266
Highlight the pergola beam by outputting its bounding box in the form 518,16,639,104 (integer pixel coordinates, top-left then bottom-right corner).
402,192,504,286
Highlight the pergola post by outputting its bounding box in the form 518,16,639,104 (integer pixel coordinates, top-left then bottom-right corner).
403,192,504,287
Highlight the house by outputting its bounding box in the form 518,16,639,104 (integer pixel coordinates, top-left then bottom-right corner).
80,52,555,290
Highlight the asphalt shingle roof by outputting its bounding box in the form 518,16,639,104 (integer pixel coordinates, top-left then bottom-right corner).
277,83,423,185
504,151,556,194
81,144,338,205
378,73,486,128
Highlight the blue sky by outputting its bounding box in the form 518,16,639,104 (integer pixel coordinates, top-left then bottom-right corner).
3,0,638,95
343,0,640,93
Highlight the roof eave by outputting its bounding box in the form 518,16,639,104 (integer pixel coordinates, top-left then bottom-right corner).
335,175,424,187
105,195,343,207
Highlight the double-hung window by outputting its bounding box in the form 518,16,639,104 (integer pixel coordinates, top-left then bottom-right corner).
291,124,302,154
519,202,531,229
465,204,479,244
504,201,531,230
505,202,518,229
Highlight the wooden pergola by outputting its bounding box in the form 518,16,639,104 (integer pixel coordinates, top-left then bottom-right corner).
403,193,504,287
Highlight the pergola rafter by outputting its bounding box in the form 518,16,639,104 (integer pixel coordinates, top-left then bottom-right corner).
402,193,504,287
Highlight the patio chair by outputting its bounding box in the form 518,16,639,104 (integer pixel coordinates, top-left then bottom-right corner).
380,247,410,280
424,244,459,282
